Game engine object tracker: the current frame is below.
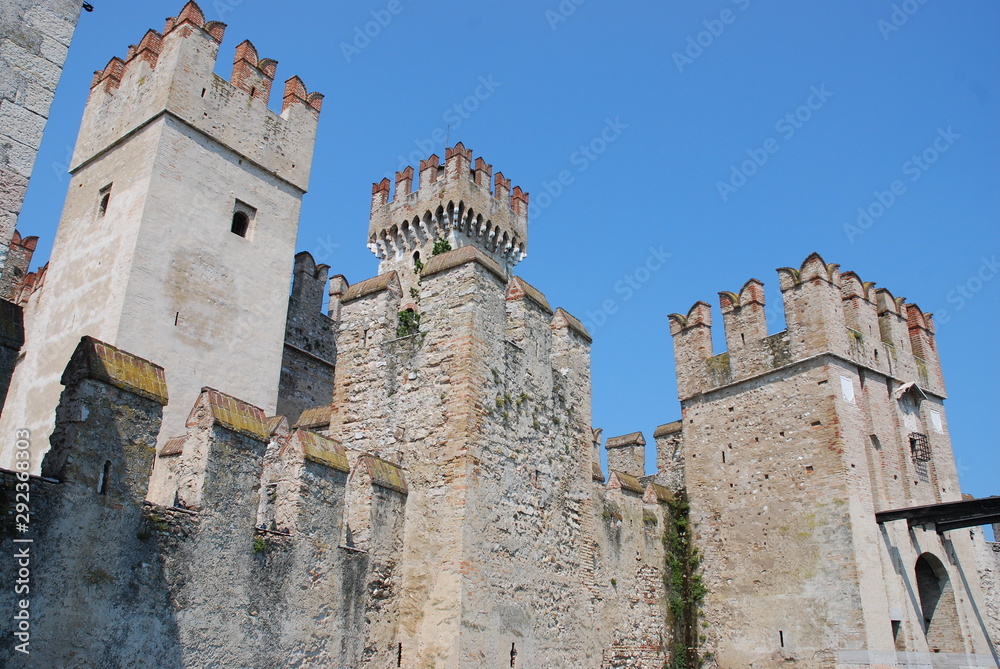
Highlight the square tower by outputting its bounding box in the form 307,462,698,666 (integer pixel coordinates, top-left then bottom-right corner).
0,2,323,469
668,253,995,665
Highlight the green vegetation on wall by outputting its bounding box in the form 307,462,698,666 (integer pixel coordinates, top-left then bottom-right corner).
664,492,708,669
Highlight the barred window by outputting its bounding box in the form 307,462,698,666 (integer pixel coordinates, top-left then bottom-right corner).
908,432,930,462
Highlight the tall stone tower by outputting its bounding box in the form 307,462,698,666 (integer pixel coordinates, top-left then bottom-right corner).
0,1,323,469
367,142,528,307
668,253,996,666
319,144,614,666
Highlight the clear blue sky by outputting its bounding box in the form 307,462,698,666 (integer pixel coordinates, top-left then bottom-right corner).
19,1,999,508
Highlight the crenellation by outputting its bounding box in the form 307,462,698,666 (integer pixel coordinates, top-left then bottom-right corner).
652,420,684,491
172,386,269,511
778,252,848,361
277,253,338,444
74,1,321,191
444,141,473,181
126,29,165,70
394,165,413,197
230,39,276,102
719,278,768,378
669,254,993,667
605,431,646,477
368,144,528,295
417,153,440,193
473,156,492,188
668,300,713,400
671,254,948,413
0,230,39,301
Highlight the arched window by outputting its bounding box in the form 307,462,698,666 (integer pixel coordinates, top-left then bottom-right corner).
231,200,256,238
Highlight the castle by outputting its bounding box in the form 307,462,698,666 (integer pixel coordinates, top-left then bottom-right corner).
0,3,997,667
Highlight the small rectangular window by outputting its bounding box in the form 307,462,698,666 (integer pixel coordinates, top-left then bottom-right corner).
98,183,112,217
231,200,256,238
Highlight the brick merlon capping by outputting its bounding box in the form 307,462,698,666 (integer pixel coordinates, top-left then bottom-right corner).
266,415,290,437
668,301,712,335
284,429,349,473
653,421,682,438
592,462,605,483
190,387,268,441
159,436,186,457
340,271,402,303
551,307,592,344
61,336,168,405
609,470,644,494
358,454,408,494
644,483,675,504
605,432,646,448
506,276,553,314
421,246,506,282
776,251,839,291
294,405,334,429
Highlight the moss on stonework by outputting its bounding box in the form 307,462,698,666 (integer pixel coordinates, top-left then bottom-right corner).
765,331,792,368
705,352,731,386
663,492,707,669
915,357,929,386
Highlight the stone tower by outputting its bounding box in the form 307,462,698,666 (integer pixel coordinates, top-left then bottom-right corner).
0,1,323,469
367,142,528,308
668,253,996,666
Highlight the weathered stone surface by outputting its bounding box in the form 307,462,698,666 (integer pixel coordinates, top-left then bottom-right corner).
0,0,81,261
0,4,994,668
276,252,337,421
669,253,996,667
0,4,322,472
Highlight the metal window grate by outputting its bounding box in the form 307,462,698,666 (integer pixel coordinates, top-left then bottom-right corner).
909,432,931,462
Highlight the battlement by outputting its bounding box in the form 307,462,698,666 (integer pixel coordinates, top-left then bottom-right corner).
368,142,529,274
605,431,646,478
0,230,39,302
669,252,945,400
74,1,322,191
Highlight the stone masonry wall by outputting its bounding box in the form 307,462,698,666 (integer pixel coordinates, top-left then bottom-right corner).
0,337,175,668
0,339,417,668
669,253,997,667
0,0,81,265
277,251,337,422
0,3,322,469
324,249,672,667
976,536,1000,652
